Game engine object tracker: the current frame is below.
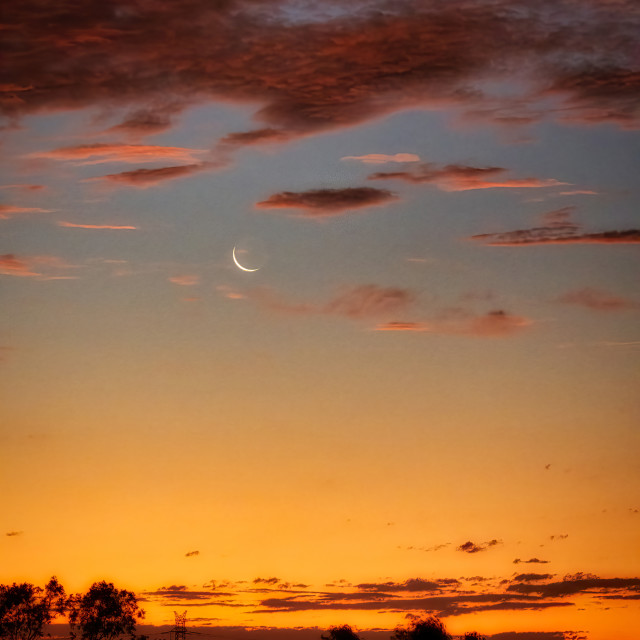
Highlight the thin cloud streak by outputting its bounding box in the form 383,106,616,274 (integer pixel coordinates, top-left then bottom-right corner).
57,221,138,230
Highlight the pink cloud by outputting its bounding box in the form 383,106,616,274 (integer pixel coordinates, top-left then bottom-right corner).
557,288,639,311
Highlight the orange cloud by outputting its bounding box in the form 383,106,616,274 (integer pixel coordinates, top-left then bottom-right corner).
256,187,398,216
57,221,138,230
557,287,639,311
369,163,567,191
0,205,53,219
31,143,206,165
374,321,431,332
0,254,40,277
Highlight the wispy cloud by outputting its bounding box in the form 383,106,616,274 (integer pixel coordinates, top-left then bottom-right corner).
57,221,138,230
256,187,398,216
169,275,200,286
0,204,53,219
29,143,207,165
471,206,640,246
185,550,200,557
86,163,209,188
341,153,420,164
369,163,566,191
0,253,77,278
5,530,23,537
556,288,639,311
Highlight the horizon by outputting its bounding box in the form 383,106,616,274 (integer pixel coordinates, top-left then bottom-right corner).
1,1,639,639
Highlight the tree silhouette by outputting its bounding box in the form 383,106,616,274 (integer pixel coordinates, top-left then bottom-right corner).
462,633,487,640
321,626,361,640
0,577,66,640
392,617,452,640
68,582,144,640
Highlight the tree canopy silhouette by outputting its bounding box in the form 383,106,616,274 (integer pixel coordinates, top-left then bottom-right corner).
68,582,144,640
392,617,452,640
462,633,487,640
0,577,66,640
321,625,361,640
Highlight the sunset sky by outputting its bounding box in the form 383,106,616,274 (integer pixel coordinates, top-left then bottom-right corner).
1,1,639,639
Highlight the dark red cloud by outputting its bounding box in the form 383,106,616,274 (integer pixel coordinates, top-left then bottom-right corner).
471,206,640,246
255,187,397,216
220,128,290,146
472,228,640,246
369,164,565,191
87,163,208,187
557,287,638,311
3,0,638,135
511,574,554,583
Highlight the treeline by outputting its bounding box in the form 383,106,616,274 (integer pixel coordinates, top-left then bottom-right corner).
1,578,485,640
0,578,143,640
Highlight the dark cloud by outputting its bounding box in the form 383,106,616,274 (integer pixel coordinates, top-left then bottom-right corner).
3,0,639,135
369,163,564,191
5,530,23,536
471,228,640,246
106,104,182,137
557,288,639,311
506,576,640,598
356,579,441,593
220,128,290,146
457,539,501,554
254,578,280,586
513,558,550,564
185,550,200,557
86,163,209,188
255,187,397,216
511,574,554,583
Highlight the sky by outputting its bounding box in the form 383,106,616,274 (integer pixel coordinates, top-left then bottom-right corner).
1,1,639,639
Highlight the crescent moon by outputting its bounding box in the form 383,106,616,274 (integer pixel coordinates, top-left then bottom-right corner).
232,246,259,272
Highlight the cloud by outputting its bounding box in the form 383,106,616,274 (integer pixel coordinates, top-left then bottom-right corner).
185,550,200,557
507,576,640,598
105,105,182,137
5,530,23,536
255,187,398,216
471,205,640,246
369,163,566,191
457,539,502,554
57,221,138,230
0,254,41,277
220,128,290,146
248,284,413,319
511,574,554,583
513,558,550,564
4,0,639,136
0,253,76,278
374,321,431,332
0,184,44,192
341,153,420,164
356,579,441,593
29,143,207,165
86,163,209,188
0,204,53,219
556,288,638,311
254,578,280,586
169,275,200,286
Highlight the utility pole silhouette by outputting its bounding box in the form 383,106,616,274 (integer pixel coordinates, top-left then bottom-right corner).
171,611,187,640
